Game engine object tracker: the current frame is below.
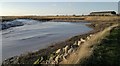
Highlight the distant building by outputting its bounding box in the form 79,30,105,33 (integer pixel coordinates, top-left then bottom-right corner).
89,11,116,16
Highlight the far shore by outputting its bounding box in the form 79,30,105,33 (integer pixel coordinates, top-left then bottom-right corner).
1,15,119,22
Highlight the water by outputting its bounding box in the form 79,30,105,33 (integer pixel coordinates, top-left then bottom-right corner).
1,19,93,61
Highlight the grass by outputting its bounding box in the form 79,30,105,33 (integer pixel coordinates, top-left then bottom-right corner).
80,26,120,66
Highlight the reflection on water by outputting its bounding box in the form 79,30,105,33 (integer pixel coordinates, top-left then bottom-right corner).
2,19,92,60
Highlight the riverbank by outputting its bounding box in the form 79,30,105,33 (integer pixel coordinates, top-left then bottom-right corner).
80,25,120,66
1,21,118,65
60,23,118,64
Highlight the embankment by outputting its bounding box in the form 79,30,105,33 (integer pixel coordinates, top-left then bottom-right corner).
60,24,118,64
80,25,120,66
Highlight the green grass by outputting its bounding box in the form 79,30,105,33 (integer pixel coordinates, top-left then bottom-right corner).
80,26,120,66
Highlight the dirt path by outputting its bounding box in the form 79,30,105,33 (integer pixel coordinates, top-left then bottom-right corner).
60,24,118,64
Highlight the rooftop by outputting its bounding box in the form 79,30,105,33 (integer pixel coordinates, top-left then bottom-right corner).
90,11,116,13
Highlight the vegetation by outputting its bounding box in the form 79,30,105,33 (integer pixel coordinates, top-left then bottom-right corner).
80,26,120,66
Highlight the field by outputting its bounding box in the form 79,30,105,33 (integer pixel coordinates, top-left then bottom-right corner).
1,15,119,22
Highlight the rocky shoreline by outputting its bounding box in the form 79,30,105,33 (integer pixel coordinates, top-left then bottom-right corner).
1,22,116,65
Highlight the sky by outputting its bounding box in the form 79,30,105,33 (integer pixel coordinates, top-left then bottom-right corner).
0,0,119,2
0,2,119,16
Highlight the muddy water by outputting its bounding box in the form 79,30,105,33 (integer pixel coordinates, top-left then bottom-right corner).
2,19,93,61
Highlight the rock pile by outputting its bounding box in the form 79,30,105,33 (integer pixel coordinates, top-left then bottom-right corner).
33,34,94,64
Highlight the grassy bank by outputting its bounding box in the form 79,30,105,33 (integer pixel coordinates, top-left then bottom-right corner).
80,26,120,66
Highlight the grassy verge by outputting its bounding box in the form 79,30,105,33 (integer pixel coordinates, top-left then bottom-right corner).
80,26,120,66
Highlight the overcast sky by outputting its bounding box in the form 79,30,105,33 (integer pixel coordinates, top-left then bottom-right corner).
0,2,118,16
0,0,119,2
